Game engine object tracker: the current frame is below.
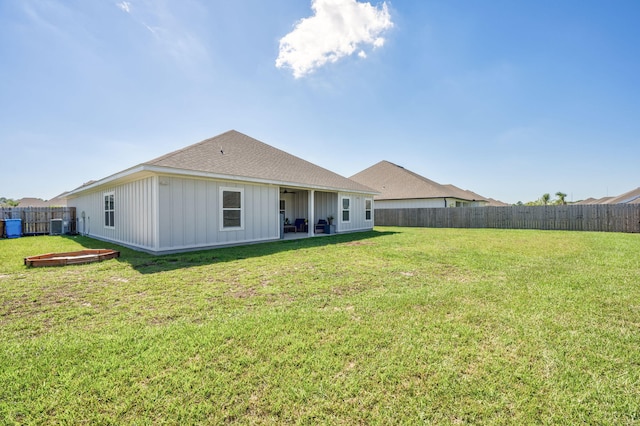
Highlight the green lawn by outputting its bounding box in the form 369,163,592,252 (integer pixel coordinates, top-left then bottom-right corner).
1,228,639,424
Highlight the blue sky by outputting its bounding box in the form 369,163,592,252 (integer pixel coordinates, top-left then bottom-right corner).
1,0,638,204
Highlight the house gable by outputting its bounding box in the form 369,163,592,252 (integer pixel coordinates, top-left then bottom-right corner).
144,130,376,194
350,160,488,203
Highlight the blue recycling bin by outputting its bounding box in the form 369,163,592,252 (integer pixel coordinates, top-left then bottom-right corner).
5,219,22,238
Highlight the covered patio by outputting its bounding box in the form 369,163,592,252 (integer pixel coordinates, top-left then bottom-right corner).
279,187,338,239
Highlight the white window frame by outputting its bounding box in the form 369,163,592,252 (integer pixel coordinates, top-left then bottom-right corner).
341,196,351,223
365,198,373,221
220,187,244,231
104,192,115,229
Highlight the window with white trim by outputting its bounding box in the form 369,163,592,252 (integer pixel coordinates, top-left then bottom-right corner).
341,197,351,223
220,188,244,230
365,198,372,221
104,192,115,228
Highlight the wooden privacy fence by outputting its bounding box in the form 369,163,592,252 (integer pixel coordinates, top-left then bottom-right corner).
375,204,640,233
1,207,77,236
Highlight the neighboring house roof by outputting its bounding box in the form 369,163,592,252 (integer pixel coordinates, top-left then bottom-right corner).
68,130,377,196
46,192,69,207
486,198,510,207
17,198,49,207
573,197,598,205
16,195,68,207
605,187,640,204
349,160,489,202
442,184,488,203
573,188,640,205
592,196,615,204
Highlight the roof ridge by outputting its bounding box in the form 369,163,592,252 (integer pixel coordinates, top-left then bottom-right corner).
351,160,491,201
139,130,376,193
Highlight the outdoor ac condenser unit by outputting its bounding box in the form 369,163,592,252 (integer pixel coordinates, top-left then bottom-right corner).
50,219,68,235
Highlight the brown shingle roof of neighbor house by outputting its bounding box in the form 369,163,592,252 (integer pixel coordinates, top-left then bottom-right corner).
442,184,488,202
553,188,640,205
595,197,615,204
573,197,598,205
349,160,489,202
17,198,49,207
17,195,68,207
486,198,510,207
142,130,376,193
576,196,614,205
605,187,640,204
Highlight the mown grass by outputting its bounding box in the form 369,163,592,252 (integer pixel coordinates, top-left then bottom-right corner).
1,227,639,424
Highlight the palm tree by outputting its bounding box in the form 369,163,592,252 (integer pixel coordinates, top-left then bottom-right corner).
555,191,567,205
541,193,551,205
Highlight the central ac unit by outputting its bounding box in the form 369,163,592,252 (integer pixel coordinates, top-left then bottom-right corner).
50,219,68,235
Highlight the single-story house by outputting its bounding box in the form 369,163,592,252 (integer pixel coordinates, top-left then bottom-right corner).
66,130,377,254
349,160,492,209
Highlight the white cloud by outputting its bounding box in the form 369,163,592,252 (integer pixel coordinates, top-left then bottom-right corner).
116,1,131,13
276,0,393,78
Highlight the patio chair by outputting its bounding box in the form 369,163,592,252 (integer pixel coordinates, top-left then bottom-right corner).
315,219,327,233
294,218,307,232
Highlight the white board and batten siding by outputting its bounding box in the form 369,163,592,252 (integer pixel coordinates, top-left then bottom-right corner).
69,175,280,253
68,176,157,251
68,174,372,254
281,191,310,221
157,176,280,252
313,191,337,225
337,192,374,233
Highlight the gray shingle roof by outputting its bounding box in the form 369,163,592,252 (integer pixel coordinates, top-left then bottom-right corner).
442,184,488,202
144,130,375,193
350,160,488,202
485,198,510,207
593,197,615,204
605,187,640,204
573,197,599,205
17,196,68,207
571,188,640,205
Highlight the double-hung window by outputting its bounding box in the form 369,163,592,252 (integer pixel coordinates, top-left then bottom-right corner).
221,188,244,230
365,198,372,221
104,192,115,228
341,197,351,223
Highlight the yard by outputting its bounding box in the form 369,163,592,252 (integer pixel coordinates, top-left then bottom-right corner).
1,227,639,424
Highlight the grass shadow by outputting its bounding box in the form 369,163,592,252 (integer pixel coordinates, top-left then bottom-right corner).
63,230,398,274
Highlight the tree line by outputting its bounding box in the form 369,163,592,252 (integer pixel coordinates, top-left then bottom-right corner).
515,192,568,206
0,197,19,207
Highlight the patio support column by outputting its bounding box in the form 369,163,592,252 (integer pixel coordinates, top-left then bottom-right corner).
309,190,315,236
